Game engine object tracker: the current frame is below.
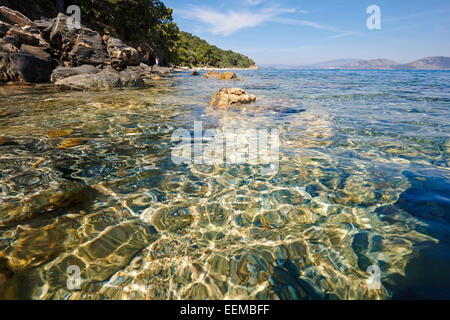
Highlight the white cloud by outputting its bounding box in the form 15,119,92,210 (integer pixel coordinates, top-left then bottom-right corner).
178,5,359,39
180,7,295,36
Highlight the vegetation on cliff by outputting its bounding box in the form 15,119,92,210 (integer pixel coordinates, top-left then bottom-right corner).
0,0,255,68
174,31,255,68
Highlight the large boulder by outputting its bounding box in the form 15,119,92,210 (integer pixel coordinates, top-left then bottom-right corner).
220,71,237,80
209,88,256,107
54,66,144,90
69,29,109,66
0,52,53,82
49,13,108,67
102,35,140,70
50,64,100,82
204,71,221,79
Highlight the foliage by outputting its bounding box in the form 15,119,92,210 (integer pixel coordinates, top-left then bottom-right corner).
1,0,255,68
173,31,255,68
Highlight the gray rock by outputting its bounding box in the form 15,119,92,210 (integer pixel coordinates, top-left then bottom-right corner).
69,28,108,66
0,52,53,82
6,26,46,47
49,13,108,67
20,44,51,60
51,64,100,82
102,35,140,70
54,67,144,90
33,17,53,39
152,65,171,75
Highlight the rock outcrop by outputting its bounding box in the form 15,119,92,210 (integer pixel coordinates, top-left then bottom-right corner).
54,66,145,90
0,7,164,87
0,52,54,82
209,88,256,107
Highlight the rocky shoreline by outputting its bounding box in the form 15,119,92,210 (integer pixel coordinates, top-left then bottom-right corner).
0,6,180,90
0,5,260,106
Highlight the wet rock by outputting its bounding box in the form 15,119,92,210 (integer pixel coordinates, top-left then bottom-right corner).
75,220,159,282
0,52,53,82
204,71,221,79
220,71,237,80
48,129,74,138
102,35,140,70
209,88,256,107
191,71,200,76
0,220,79,273
204,71,241,80
151,206,193,232
351,232,371,270
152,65,171,75
0,136,16,146
0,182,95,226
50,65,99,83
58,137,89,149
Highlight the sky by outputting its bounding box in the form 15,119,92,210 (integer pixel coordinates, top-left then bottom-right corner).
163,0,450,65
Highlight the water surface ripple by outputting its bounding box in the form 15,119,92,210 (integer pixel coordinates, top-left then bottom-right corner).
0,69,449,299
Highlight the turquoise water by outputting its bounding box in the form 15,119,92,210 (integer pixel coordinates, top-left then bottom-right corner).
0,69,449,299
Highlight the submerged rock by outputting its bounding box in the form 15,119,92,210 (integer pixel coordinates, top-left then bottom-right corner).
151,206,193,232
204,71,221,79
0,136,15,146
209,88,256,107
0,182,95,227
204,71,241,81
58,137,89,149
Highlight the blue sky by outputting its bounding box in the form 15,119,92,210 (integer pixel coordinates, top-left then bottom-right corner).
164,0,450,65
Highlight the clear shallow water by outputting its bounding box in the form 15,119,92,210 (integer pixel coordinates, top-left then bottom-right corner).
0,69,449,299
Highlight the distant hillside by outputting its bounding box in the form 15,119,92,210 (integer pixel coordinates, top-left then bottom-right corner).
304,59,359,69
272,56,450,70
339,59,399,69
173,32,255,68
397,56,450,70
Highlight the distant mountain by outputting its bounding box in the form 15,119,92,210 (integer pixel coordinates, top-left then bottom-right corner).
261,56,450,70
397,56,450,70
303,58,359,69
339,59,399,69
